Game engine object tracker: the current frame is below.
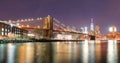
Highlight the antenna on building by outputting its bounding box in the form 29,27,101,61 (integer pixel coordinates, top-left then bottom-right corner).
91,18,93,23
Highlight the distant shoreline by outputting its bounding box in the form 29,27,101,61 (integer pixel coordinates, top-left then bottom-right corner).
0,39,119,43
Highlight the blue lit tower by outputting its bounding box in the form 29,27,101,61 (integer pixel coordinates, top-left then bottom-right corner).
90,18,94,31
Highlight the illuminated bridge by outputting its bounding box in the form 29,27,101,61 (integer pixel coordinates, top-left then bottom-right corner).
9,15,90,40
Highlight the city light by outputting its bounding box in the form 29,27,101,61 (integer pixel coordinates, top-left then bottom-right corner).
56,34,72,40
26,25,30,27
1,0,120,63
84,26,88,34
21,19,24,22
109,27,113,32
28,34,35,37
28,19,31,21
109,26,117,32
25,19,27,21
0,15,120,40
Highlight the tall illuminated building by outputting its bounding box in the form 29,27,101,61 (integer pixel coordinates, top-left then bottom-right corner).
80,27,88,34
95,24,101,35
84,26,88,34
109,26,117,32
90,18,94,31
80,27,84,32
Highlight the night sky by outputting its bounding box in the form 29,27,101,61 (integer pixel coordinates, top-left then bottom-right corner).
0,0,120,34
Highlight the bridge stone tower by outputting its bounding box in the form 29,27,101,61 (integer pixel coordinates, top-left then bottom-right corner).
43,15,53,39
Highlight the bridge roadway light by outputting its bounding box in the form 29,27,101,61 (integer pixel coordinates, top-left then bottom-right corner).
21,19,24,22
16,23,20,28
28,19,31,21
31,18,34,21
37,17,42,20
27,25,30,27
25,19,27,21
17,20,20,22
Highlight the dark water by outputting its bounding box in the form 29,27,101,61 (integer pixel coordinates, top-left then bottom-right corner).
0,40,120,63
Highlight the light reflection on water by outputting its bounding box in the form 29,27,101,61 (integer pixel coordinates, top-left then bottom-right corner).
82,40,89,63
107,40,118,63
7,43,15,63
0,44,6,63
0,40,120,63
89,41,95,63
25,43,35,63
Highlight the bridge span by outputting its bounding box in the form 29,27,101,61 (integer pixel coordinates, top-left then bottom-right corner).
10,15,96,40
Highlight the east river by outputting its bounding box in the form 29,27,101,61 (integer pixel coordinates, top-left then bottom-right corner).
0,40,120,63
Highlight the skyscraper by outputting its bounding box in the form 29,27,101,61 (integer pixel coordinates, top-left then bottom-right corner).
90,18,94,31
84,26,88,34
95,24,101,35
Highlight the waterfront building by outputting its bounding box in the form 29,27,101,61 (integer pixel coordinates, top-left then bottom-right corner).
107,26,119,39
0,21,28,39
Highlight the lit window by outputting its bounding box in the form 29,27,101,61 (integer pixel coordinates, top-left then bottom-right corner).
5,29,7,31
2,28,4,31
5,33,7,35
2,32,4,35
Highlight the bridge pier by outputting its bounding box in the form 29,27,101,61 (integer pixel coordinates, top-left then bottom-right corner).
89,35,96,40
43,15,53,39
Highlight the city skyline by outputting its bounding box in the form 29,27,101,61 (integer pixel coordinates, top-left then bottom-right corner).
0,0,120,34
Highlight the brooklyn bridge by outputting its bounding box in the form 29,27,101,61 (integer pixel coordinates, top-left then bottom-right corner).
4,15,102,40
